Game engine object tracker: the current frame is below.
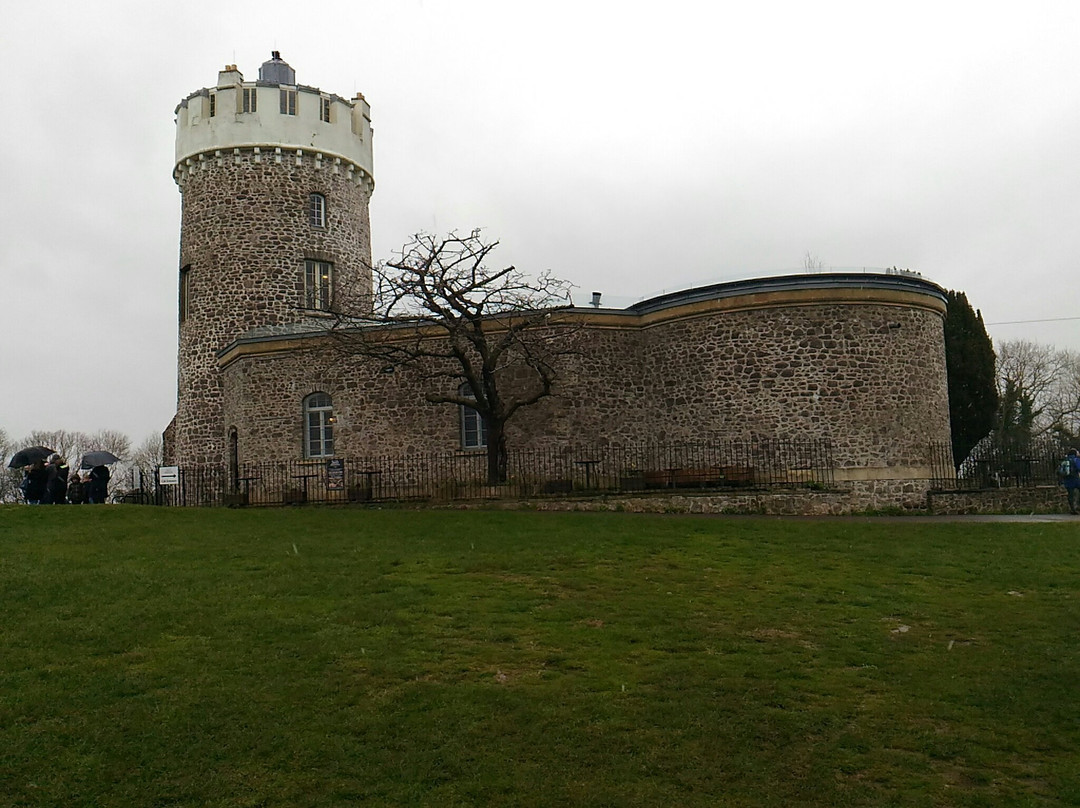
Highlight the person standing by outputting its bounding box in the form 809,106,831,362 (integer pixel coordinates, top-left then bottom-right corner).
45,454,69,504
87,464,111,504
67,471,86,505
21,459,48,504
1062,448,1080,515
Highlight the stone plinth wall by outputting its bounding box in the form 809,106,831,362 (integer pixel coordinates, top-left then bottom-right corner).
174,151,372,465
928,486,1072,515
444,479,936,516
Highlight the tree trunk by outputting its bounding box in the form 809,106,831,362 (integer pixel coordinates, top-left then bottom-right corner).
486,420,508,485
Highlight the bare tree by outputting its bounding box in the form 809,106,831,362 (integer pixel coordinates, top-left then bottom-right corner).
803,251,825,272
329,230,578,483
0,427,18,503
1044,349,1080,443
129,433,164,491
86,430,132,459
996,340,1080,443
26,429,87,463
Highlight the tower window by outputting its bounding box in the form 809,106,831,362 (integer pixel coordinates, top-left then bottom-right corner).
309,193,326,228
280,88,297,116
208,92,216,117
242,87,257,113
179,265,191,323
304,259,333,310
303,393,335,458
459,384,488,449
320,97,331,123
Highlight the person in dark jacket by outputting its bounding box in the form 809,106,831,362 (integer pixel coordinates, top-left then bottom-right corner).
21,459,48,504
44,454,69,504
67,471,87,505
87,464,111,504
1063,448,1080,515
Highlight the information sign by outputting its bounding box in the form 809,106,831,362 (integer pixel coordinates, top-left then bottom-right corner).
326,458,345,490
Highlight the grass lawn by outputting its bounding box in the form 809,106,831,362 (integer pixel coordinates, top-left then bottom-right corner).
1,505,1078,807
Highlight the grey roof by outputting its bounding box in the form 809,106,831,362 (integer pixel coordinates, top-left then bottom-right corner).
258,51,296,85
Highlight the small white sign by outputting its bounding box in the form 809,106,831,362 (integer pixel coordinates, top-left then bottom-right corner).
158,466,180,486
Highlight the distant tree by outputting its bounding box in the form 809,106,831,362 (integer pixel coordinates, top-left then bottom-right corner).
1049,350,1080,444
129,433,164,491
943,290,998,468
803,251,825,272
329,230,578,484
994,377,1040,452
86,430,132,460
996,340,1080,445
0,427,17,503
26,429,86,463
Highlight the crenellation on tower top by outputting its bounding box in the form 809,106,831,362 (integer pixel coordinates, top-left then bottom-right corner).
175,53,373,190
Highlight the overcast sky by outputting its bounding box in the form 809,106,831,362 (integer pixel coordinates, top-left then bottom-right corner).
2,0,1078,446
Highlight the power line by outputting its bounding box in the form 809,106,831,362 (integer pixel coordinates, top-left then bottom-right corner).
987,316,1080,326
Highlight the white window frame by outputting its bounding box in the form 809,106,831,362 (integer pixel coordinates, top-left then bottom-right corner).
304,259,333,310
208,92,216,117
459,384,487,449
304,393,335,458
320,96,331,123
242,86,257,113
280,87,297,116
309,193,326,228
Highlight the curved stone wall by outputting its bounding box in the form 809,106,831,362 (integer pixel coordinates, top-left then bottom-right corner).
214,273,952,479
175,151,373,465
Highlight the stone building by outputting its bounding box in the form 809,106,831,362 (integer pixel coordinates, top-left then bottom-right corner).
166,54,953,503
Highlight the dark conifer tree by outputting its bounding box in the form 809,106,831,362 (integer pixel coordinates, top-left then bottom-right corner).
943,290,998,467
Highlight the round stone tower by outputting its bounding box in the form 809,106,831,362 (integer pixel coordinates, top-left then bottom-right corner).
171,52,374,466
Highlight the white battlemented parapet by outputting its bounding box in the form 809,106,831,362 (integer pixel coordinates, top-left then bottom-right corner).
174,52,373,188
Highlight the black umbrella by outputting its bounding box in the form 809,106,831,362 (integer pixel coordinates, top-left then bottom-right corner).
81,451,121,470
8,446,55,469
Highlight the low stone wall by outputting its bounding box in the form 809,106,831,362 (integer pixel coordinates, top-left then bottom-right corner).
927,486,1071,515
464,479,936,516
449,482,1073,516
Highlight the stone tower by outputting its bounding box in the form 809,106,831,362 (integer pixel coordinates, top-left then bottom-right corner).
171,52,374,466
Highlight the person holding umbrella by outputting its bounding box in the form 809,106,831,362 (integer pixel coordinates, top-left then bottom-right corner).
87,464,111,504
81,451,119,504
44,455,69,505
21,459,49,504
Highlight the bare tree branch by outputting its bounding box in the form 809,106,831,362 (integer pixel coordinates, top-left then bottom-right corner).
327,229,579,482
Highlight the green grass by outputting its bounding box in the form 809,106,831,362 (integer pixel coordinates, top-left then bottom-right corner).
1,506,1078,807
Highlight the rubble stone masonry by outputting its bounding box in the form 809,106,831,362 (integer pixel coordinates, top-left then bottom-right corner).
174,151,372,465
214,276,952,480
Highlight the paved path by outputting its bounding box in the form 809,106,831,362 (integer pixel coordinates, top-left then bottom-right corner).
730,513,1080,523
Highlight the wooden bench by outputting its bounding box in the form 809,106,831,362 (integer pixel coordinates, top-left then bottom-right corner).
642,468,729,489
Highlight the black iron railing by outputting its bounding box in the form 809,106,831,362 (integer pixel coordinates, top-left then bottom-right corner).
930,439,1070,490
137,438,836,507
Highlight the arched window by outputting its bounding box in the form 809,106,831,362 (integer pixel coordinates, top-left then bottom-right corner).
459,384,487,449
304,393,335,458
309,193,326,228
